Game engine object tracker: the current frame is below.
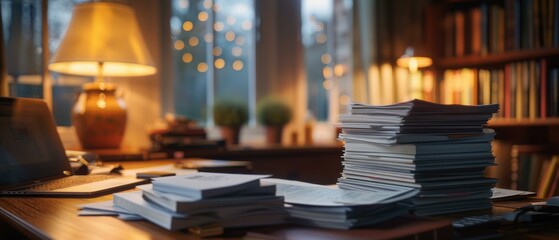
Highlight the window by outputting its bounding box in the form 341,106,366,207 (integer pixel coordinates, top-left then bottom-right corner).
169,0,255,126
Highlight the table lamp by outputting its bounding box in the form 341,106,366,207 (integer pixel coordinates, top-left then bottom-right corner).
396,47,432,72
48,1,156,149
396,47,432,100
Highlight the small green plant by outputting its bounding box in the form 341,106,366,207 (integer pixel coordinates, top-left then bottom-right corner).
212,101,248,127
257,97,292,126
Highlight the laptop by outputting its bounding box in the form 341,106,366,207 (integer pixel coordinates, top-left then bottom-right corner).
0,97,147,197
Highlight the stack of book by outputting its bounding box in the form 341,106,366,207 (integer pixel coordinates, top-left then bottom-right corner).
112,172,286,230
337,99,500,216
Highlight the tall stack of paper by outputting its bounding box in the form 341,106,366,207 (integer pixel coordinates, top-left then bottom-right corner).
262,178,418,229
338,99,500,216
112,172,286,230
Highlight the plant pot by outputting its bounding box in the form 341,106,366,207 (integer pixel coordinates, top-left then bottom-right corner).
265,126,284,144
221,127,241,145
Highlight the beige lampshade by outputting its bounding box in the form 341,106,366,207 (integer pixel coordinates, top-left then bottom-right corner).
48,1,156,77
396,47,432,72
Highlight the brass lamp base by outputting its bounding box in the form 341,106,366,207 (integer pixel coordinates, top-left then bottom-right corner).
72,82,127,149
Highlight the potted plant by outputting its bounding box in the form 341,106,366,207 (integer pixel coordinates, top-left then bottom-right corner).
257,97,292,144
213,100,248,145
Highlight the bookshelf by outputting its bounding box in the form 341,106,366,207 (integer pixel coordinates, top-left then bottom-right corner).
425,0,559,193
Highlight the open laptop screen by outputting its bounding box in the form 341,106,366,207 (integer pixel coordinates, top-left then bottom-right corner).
0,97,72,189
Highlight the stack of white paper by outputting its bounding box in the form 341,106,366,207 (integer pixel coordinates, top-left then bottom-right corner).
338,99,500,216
262,178,418,229
108,172,285,230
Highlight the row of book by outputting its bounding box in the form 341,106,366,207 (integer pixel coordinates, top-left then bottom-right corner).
337,99,500,216
487,141,559,199
440,60,559,118
444,0,559,57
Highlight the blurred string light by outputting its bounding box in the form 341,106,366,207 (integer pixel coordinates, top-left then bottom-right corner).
322,79,333,90
334,64,345,77
213,47,222,56
215,58,225,69
182,52,193,63
213,3,222,12
198,11,209,21
235,36,245,46
174,40,185,50
203,0,212,9
197,62,208,72
214,21,224,31
320,54,331,64
232,46,242,57
232,60,243,71
225,31,236,41
183,21,193,31
316,33,327,44
227,16,236,25
188,36,199,46
339,95,351,106
241,20,252,30
322,66,332,78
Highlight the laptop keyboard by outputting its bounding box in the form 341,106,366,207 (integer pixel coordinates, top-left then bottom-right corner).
27,175,116,191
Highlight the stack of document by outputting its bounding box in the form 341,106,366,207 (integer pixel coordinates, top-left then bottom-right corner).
337,99,500,216
85,173,286,230
262,178,418,229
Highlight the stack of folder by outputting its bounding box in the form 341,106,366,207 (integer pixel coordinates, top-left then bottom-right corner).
337,99,500,216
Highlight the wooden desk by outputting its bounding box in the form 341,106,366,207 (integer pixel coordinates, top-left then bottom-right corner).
1,194,556,240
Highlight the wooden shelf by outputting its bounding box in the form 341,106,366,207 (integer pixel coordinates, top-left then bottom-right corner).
487,117,559,127
437,48,559,69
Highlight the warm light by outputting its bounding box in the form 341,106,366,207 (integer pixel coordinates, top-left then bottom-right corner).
179,0,189,9
215,58,225,69
213,3,221,12
214,22,224,31
232,60,244,71
232,46,242,57
396,47,432,72
321,54,331,64
48,2,156,77
235,36,245,46
213,47,222,56
174,40,185,50
322,79,333,90
322,66,333,78
96,93,107,108
183,21,193,31
339,95,351,106
334,64,345,77
225,31,236,41
188,36,199,46
241,20,252,30
197,62,208,72
203,0,212,9
182,53,193,63
316,33,327,44
198,11,209,21
227,16,236,25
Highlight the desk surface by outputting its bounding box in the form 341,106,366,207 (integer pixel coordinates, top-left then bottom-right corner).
0,160,557,240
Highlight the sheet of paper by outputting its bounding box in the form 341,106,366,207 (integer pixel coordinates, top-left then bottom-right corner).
490,188,536,200
263,178,417,206
119,164,197,177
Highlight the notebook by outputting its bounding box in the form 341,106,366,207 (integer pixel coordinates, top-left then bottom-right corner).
0,97,147,197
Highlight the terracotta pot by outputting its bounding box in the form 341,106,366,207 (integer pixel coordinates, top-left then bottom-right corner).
72,82,127,149
221,127,241,145
265,126,284,144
